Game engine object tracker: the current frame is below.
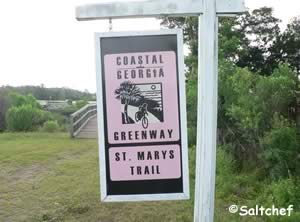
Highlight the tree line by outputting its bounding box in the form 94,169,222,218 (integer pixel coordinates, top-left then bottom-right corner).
0,85,95,101
162,7,299,173
162,8,300,218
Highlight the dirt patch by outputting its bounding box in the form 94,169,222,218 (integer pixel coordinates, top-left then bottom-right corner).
5,164,47,184
2,149,92,185
55,149,88,163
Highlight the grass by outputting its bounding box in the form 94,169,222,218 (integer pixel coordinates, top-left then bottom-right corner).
0,133,298,222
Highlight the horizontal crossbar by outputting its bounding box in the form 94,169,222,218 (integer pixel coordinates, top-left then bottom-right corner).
76,0,246,21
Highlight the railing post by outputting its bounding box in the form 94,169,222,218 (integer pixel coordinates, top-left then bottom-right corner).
70,115,74,138
69,103,97,138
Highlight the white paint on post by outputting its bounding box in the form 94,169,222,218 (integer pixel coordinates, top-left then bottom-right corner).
194,0,218,221
216,0,246,14
75,0,246,21
76,0,202,20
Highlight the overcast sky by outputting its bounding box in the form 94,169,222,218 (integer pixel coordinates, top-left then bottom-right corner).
0,0,299,93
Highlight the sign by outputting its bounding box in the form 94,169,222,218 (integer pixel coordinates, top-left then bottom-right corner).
78,0,246,220
95,29,189,202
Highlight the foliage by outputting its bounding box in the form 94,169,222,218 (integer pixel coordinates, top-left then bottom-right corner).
186,78,198,146
0,87,95,131
5,93,54,132
218,63,297,166
115,81,142,124
187,127,197,147
261,115,300,179
273,16,300,74
0,93,10,131
51,112,68,126
9,93,40,108
186,78,197,126
235,7,281,74
114,81,142,103
33,109,54,126
161,7,300,77
256,178,300,221
42,120,60,133
258,178,300,209
162,9,299,174
215,146,237,198
6,105,40,131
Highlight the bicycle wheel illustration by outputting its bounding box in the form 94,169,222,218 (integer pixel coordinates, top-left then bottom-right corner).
135,112,140,122
142,116,149,129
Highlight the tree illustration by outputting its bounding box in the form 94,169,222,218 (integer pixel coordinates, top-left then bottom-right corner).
115,81,142,123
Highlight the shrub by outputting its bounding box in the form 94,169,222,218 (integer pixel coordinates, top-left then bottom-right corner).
32,109,53,126
9,93,40,108
257,178,300,221
42,120,60,132
5,104,54,132
188,127,197,146
186,79,197,128
216,146,237,198
261,115,299,179
51,112,67,125
6,105,39,131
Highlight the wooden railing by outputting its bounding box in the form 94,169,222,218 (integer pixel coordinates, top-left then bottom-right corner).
70,103,97,138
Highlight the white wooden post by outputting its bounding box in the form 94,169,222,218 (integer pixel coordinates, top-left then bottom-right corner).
194,1,218,221
75,1,246,221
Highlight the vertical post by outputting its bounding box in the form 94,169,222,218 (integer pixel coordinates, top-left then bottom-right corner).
194,0,218,221
70,115,74,138
109,18,113,31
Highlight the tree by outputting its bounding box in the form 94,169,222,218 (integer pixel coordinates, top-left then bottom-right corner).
161,8,299,169
161,16,199,79
278,17,300,74
161,7,283,76
114,81,142,123
218,63,297,164
233,7,281,75
270,17,300,129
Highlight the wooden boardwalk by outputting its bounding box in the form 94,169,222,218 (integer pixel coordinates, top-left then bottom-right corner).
76,115,98,139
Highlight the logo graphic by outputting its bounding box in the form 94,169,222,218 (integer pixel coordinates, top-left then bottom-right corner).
115,81,164,129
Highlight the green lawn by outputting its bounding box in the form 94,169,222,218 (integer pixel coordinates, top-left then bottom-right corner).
0,133,294,222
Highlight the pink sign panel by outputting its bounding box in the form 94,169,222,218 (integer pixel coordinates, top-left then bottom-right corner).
104,51,180,144
109,145,181,181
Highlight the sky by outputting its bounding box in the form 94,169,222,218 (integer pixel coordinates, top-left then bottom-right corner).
0,0,299,93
